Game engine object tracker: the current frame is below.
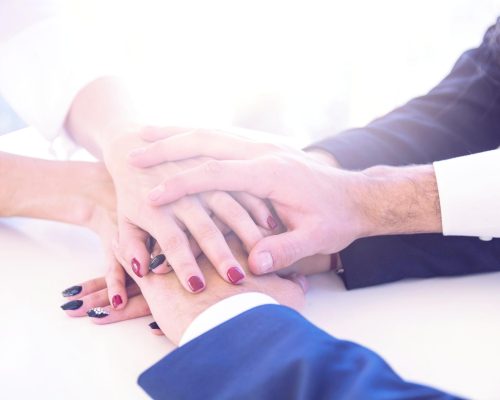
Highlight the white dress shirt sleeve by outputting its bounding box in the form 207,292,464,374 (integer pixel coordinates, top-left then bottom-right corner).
434,149,500,239
179,292,278,346
0,1,115,157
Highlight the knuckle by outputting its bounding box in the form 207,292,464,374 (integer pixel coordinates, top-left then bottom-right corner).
174,197,198,213
202,160,223,176
223,202,250,223
204,190,227,206
194,222,221,242
163,234,187,252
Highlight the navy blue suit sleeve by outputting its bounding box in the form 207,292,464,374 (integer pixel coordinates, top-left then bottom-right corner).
138,305,460,400
306,20,500,289
309,20,500,168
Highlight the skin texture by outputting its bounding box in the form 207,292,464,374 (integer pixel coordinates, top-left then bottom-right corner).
65,77,275,292
129,127,443,274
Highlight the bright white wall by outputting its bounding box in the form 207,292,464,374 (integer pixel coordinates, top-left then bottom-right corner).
46,1,500,143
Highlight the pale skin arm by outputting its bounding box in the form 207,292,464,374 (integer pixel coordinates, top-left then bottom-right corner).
0,152,131,309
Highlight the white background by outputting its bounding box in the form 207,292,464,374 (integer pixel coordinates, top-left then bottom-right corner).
1,1,500,399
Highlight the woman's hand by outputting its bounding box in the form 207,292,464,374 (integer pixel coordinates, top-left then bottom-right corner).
101,126,276,293
129,128,372,274
65,77,277,293
60,276,161,333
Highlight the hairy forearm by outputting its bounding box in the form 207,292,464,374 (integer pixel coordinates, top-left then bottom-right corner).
0,152,109,226
360,165,442,236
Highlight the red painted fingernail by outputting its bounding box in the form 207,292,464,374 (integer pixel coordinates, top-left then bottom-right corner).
267,216,278,230
188,276,205,292
112,294,123,309
132,258,142,278
227,266,245,284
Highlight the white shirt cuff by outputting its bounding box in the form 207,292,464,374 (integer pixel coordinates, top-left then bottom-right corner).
179,292,278,346
434,149,500,239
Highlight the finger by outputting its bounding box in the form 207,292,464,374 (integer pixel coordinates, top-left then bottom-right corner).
230,192,277,231
211,215,231,235
152,219,206,293
175,197,246,285
248,230,315,274
105,258,128,310
140,125,193,142
117,220,151,279
129,129,271,168
61,283,141,317
202,191,264,254
148,159,272,205
87,294,151,325
61,277,106,299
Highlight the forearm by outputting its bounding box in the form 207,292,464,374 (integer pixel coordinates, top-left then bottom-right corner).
361,164,442,236
0,152,108,226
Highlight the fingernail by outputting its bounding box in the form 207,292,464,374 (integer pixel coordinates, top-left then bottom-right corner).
129,147,147,158
149,254,166,271
60,300,83,311
112,295,123,309
187,276,205,292
62,285,82,297
146,236,156,253
227,266,245,284
132,258,143,278
87,307,110,319
267,216,278,230
149,321,160,330
149,186,164,201
256,252,273,273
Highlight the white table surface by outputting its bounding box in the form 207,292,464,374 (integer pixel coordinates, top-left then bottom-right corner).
1,130,500,399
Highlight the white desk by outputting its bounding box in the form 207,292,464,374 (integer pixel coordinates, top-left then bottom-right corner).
1,130,500,399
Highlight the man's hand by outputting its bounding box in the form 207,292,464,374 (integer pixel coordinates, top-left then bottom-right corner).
129,128,443,275
128,128,371,273
63,236,305,346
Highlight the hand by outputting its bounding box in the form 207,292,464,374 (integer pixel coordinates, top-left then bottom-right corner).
101,125,277,293
125,234,305,345
72,162,131,310
128,128,370,274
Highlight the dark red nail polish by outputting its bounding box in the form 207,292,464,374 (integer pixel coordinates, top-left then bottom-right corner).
112,294,123,309
188,276,205,292
227,266,245,284
132,258,142,278
267,215,278,230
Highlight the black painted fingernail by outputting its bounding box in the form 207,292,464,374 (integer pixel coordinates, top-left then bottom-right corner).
149,321,160,330
60,300,83,311
146,236,156,253
149,254,166,271
87,307,110,318
61,285,82,297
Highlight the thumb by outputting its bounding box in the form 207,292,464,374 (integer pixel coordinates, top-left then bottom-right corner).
248,230,312,274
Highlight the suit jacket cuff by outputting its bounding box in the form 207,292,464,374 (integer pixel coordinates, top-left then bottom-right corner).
179,292,277,346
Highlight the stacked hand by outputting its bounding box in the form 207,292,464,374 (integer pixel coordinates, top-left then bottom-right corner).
63,236,307,345
100,125,279,293
128,127,371,274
